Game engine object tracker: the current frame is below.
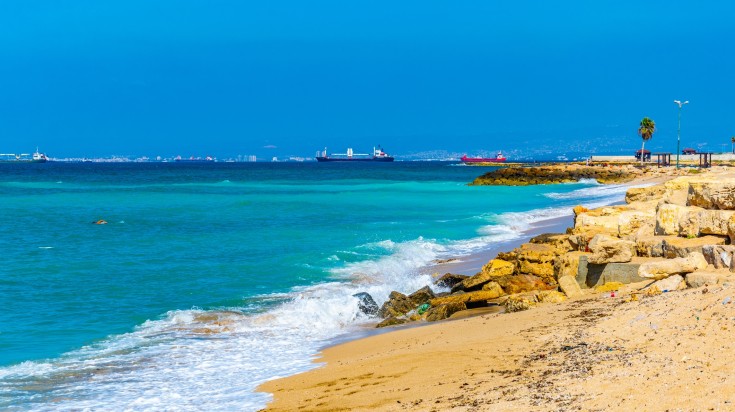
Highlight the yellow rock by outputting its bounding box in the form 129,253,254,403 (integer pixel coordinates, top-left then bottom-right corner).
429,289,504,307
594,282,624,292
479,259,515,277
536,290,567,304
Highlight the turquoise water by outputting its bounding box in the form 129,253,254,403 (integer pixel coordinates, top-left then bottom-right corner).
0,162,630,410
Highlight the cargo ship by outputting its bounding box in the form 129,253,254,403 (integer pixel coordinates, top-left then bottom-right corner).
316,146,394,162
0,148,48,163
460,152,506,164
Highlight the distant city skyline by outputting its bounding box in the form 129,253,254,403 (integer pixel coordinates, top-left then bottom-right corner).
1,1,733,158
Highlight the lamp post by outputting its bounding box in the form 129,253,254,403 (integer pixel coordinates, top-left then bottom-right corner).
674,99,689,169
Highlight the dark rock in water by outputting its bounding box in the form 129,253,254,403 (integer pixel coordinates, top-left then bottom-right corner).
434,273,469,289
378,291,415,318
408,286,435,305
353,292,379,316
376,316,409,328
425,302,467,322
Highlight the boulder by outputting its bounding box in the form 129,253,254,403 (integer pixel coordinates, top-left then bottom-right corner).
655,204,703,237
686,271,730,288
433,273,469,289
575,207,625,233
408,286,435,305
377,291,415,318
662,235,727,259
495,274,556,294
647,274,686,292
558,275,583,297
587,234,636,264
553,251,588,280
617,210,656,240
578,256,650,288
504,295,536,313
481,281,505,296
638,252,709,280
635,235,667,257
514,243,557,283
451,259,514,292
353,292,379,316
425,302,467,322
536,290,567,304
429,288,504,307
568,227,618,252
529,233,574,253
701,245,735,270
698,210,735,236
625,185,667,203
687,180,735,210
376,316,409,328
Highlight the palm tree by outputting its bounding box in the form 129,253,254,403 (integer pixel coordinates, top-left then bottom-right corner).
637,117,656,165
731,136,734,154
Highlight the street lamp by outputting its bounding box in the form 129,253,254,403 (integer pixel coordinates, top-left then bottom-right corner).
674,99,689,168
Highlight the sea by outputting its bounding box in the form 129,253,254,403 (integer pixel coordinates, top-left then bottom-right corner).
0,161,634,411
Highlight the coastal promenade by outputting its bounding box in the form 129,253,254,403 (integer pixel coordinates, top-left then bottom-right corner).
261,165,735,411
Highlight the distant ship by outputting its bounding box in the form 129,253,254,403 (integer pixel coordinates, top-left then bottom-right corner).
460,152,506,164
316,146,394,162
0,148,48,163
175,155,215,163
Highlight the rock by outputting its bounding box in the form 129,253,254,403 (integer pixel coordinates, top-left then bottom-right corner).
686,271,730,288
375,316,409,328
688,180,735,210
587,234,636,264
617,211,655,240
529,233,574,253
569,227,617,252
504,295,536,313
495,274,556,294
408,286,435,305
553,251,588,280
353,292,379,316
425,302,467,322
644,285,662,297
536,290,567,304
625,185,667,203
595,282,624,292
481,281,505,296
429,289,504,308
638,252,709,280
701,245,735,270
558,275,583,297
433,273,469,289
578,256,649,288
471,165,636,186
377,291,415,318
635,235,667,257
698,210,735,236
575,208,624,233
514,243,557,284
648,274,686,292
662,235,727,259
655,204,703,237
451,259,514,292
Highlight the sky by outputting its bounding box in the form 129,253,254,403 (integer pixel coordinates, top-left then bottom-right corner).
1,1,734,158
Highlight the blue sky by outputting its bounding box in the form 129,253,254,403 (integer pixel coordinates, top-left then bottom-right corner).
1,1,734,158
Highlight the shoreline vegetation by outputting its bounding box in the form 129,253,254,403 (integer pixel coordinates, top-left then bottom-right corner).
260,163,735,411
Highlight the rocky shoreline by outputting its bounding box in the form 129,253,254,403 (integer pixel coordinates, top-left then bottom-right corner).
470,163,692,186
261,165,735,411
362,165,735,329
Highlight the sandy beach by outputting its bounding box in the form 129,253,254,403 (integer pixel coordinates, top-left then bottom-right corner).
261,279,735,411
259,170,733,411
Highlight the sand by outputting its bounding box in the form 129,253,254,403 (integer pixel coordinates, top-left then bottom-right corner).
259,171,733,411
260,280,735,411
